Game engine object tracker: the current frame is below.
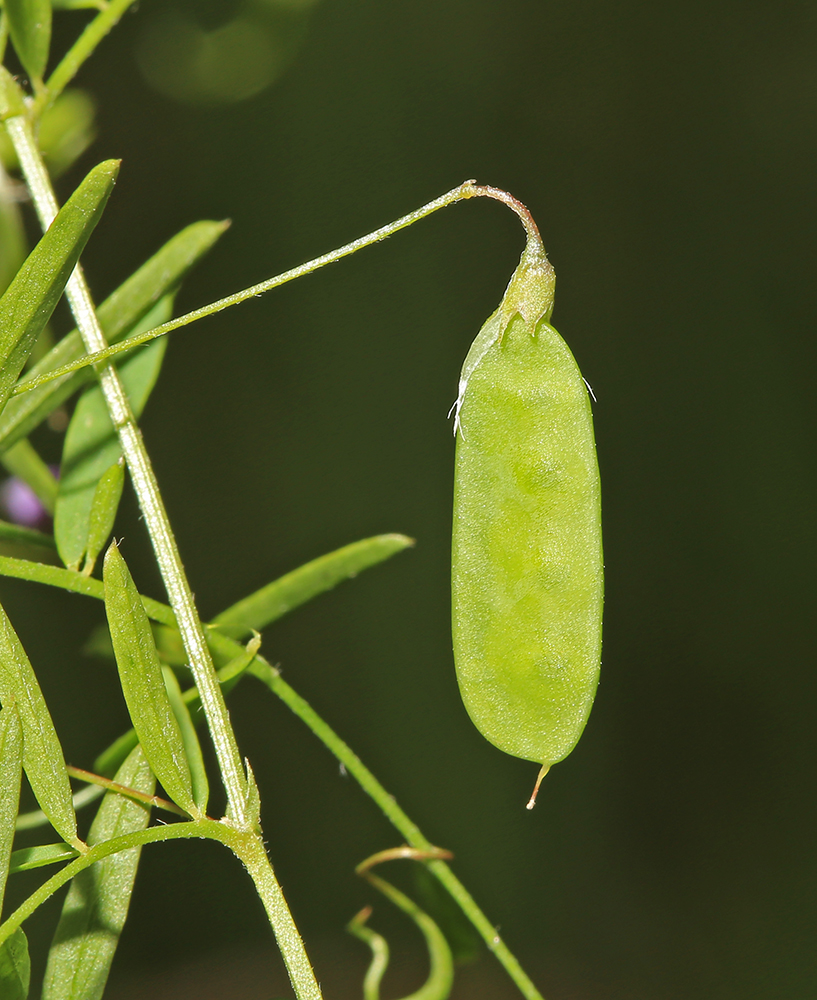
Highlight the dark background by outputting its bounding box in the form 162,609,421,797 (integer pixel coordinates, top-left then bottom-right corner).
3,1,816,997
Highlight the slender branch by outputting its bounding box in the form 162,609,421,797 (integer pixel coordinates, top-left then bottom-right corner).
0,817,321,1000
5,116,323,1000
12,181,479,395
0,554,546,1000
66,765,190,818
249,661,547,1000
5,113,249,828
462,183,542,243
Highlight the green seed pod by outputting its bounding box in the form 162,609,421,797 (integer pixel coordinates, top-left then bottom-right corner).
451,227,603,806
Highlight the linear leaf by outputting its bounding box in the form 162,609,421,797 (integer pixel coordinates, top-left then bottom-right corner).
15,787,102,833
214,533,415,636
5,0,52,80
55,330,168,570
0,926,29,1000
0,220,227,454
0,706,23,915
94,638,259,778
0,555,174,624
0,519,56,551
0,67,26,123
82,458,124,576
42,746,154,1000
0,159,119,414
0,600,81,848
103,543,195,815
162,667,208,815
0,165,27,297
8,843,79,875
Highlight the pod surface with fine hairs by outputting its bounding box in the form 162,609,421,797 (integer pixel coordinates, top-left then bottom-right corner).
451,235,603,777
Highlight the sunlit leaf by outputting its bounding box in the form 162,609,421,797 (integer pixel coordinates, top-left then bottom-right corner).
41,746,154,1000
55,330,168,571
0,159,119,414
0,66,26,120
103,543,196,815
214,533,414,636
94,638,259,778
0,927,30,1000
5,0,52,80
162,667,209,815
8,843,79,874
0,600,81,848
0,705,23,914
82,458,125,576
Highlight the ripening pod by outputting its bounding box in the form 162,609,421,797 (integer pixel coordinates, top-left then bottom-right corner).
450,230,603,806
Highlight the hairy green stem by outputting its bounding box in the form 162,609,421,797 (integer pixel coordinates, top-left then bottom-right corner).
249,661,546,1000
0,818,320,1000
0,554,545,1000
6,112,247,824
5,117,322,1000
13,181,479,394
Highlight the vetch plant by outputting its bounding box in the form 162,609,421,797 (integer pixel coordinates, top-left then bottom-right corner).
0,3,602,999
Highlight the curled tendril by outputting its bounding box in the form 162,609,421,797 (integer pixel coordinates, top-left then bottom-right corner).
347,846,455,1000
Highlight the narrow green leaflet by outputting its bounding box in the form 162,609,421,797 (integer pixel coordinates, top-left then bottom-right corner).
0,220,228,453
0,556,174,624
82,458,125,576
0,519,56,552
214,533,414,636
0,706,23,915
0,600,81,849
0,158,119,413
55,333,168,571
8,843,79,874
162,667,209,815
94,637,260,777
103,543,196,816
0,166,26,296
0,67,25,120
41,746,154,1000
5,0,52,80
0,927,29,1000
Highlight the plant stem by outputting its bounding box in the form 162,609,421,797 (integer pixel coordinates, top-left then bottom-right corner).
249,661,547,1000
0,818,322,1000
66,765,190,818
6,112,248,828
0,554,546,1000
13,181,480,393
35,0,139,113
462,183,542,243
229,831,323,1000
5,116,323,1000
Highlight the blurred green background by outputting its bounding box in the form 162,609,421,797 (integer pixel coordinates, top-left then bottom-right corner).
2,0,816,997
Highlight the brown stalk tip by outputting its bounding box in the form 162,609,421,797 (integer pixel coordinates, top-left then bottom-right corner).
525,764,550,811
